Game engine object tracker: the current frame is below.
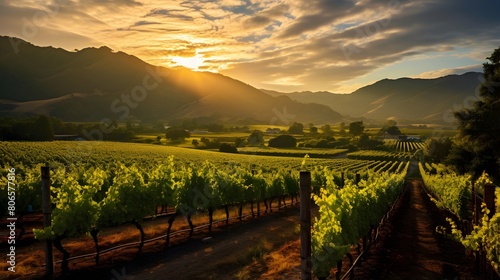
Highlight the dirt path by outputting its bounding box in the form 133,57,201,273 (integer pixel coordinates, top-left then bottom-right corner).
353,162,477,279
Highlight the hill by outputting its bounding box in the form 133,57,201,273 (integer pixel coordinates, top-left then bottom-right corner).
261,72,483,124
0,36,342,124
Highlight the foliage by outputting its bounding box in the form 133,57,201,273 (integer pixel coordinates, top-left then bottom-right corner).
0,115,55,141
268,135,297,148
348,121,364,136
439,174,500,272
386,126,401,135
247,130,264,145
419,162,471,219
200,137,220,149
32,115,55,141
206,123,225,132
311,167,408,277
238,147,348,158
288,122,304,134
339,122,346,135
356,134,385,150
321,124,332,135
191,139,199,147
234,137,246,147
219,143,238,153
347,150,406,161
452,46,500,183
423,137,452,162
165,128,190,140
380,120,401,135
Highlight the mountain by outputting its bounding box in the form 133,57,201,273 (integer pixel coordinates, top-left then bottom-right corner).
0,36,342,124
261,72,483,124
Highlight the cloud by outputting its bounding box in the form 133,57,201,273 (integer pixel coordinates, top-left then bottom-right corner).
145,8,194,21
222,0,500,91
1,0,499,92
413,65,483,79
243,3,288,28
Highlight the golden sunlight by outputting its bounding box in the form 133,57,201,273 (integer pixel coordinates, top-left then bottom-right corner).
171,52,204,70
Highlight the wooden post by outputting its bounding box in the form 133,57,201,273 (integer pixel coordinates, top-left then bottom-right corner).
300,171,312,280
41,166,54,276
484,183,496,218
355,173,361,185
472,183,478,225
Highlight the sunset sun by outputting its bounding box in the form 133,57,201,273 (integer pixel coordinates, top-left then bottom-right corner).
171,52,204,70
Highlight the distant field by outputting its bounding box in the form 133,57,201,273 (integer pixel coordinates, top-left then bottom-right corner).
0,141,335,170
399,127,459,138
238,147,348,158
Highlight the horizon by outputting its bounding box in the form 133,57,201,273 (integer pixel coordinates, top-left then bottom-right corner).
1,0,499,93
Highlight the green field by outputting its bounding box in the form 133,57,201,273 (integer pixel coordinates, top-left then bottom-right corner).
0,141,346,171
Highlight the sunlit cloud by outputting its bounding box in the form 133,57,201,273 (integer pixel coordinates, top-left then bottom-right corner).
171,51,205,70
1,0,499,93
413,65,483,79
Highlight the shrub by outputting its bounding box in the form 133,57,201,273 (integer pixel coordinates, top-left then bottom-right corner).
268,135,297,148
219,143,238,153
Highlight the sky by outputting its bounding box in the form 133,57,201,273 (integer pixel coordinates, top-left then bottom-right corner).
1,0,499,93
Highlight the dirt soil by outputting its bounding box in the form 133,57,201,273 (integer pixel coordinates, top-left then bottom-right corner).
124,208,301,280
352,178,479,280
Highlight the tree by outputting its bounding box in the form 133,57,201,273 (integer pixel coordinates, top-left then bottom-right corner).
200,137,220,148
248,130,264,145
380,120,401,136
219,143,238,153
386,126,401,135
268,135,297,148
32,115,54,141
321,124,332,135
309,126,318,134
192,139,199,147
348,121,364,136
383,119,397,127
357,134,384,150
207,123,224,132
235,137,246,147
165,128,190,141
424,138,452,162
339,122,346,135
451,46,500,182
288,122,304,134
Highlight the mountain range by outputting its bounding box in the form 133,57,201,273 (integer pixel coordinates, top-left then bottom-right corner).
0,36,484,125
0,36,340,125
262,71,483,124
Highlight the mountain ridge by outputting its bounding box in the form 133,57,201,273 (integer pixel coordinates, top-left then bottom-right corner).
261,72,483,123
0,36,342,124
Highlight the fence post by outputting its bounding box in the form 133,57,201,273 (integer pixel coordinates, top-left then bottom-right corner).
300,171,312,280
41,166,54,276
484,183,496,219
472,183,479,225
355,173,361,185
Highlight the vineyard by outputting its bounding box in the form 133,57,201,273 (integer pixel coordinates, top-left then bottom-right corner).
237,147,348,158
310,165,408,278
0,141,411,277
419,162,500,273
346,150,408,161
384,139,426,153
1,141,499,279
